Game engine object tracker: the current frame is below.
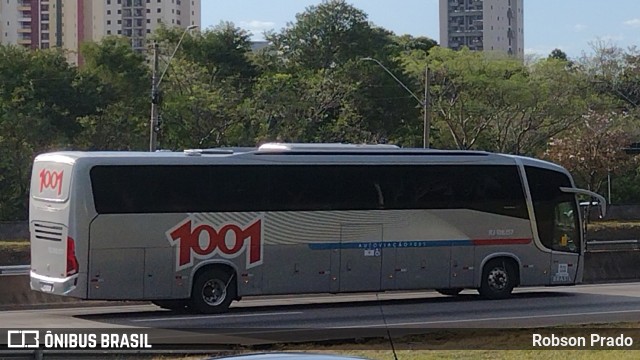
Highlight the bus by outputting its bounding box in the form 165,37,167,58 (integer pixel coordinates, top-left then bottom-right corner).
29,143,606,314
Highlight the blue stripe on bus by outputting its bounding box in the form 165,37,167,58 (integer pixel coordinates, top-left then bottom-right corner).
307,238,531,250
308,240,473,250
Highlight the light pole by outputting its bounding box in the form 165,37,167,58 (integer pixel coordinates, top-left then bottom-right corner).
149,24,198,152
361,57,430,148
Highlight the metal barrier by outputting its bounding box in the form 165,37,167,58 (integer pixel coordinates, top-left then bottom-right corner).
0,265,30,276
586,239,640,252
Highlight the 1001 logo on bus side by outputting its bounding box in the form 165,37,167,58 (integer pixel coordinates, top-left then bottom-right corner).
166,217,263,271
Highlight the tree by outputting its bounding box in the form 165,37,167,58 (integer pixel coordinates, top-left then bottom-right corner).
490,57,595,155
252,1,427,147
80,36,149,102
158,59,249,149
544,111,637,194
265,0,395,70
74,37,150,150
246,65,373,144
0,45,95,220
419,47,529,150
393,35,438,54
549,48,569,61
153,23,258,89
580,42,640,111
399,47,599,153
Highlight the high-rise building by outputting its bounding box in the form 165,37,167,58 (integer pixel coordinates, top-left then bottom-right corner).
0,0,201,64
0,0,58,50
439,0,524,58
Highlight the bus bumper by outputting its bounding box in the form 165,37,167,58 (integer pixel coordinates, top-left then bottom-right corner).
30,271,78,296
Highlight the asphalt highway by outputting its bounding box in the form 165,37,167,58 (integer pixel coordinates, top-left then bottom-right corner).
2,283,640,346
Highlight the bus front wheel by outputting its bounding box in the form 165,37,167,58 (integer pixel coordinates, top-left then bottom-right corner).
478,259,516,300
190,268,236,314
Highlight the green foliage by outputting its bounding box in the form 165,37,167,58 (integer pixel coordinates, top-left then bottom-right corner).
76,36,150,151
2,3,640,221
158,59,249,149
247,66,370,144
80,36,149,101
0,45,97,220
153,23,258,88
549,48,569,61
543,111,637,193
611,166,640,204
265,0,395,70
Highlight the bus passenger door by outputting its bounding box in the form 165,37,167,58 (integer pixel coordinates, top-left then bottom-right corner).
450,246,475,288
339,224,383,292
549,200,581,285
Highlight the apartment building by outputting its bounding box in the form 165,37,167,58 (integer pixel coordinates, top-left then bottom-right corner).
439,0,524,58
0,0,201,63
0,0,58,49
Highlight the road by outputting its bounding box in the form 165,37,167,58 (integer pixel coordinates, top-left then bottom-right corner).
1,282,640,346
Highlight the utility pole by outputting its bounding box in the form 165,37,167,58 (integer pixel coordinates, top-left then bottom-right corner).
423,66,430,149
361,57,431,148
149,42,159,152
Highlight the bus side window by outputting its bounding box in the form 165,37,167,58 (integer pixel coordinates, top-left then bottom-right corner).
536,202,555,250
552,201,578,251
373,182,384,209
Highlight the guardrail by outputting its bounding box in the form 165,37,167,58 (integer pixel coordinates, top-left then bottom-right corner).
0,265,29,276
586,239,640,251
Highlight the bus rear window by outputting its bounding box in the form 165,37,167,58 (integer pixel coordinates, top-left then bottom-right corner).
31,162,72,202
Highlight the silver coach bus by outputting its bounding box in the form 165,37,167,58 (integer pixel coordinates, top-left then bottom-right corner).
29,143,605,314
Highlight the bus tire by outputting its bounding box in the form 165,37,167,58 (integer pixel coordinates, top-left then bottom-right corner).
436,288,463,296
152,300,189,312
190,268,236,314
478,259,516,300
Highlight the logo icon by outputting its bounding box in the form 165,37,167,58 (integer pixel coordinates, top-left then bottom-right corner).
7,330,39,348
167,216,264,271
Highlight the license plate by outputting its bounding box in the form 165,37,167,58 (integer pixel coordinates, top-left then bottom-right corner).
40,283,54,292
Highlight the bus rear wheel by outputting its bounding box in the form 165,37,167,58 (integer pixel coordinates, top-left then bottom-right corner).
436,288,463,296
478,259,516,299
190,268,236,314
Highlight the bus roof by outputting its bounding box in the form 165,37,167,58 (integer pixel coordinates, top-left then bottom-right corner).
33,143,568,173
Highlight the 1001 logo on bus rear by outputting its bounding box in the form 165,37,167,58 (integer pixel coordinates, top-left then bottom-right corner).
39,169,64,196
166,217,263,271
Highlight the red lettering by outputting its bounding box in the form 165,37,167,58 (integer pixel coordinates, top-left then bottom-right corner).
39,169,64,195
169,220,194,267
217,225,245,255
192,224,217,255
167,218,263,270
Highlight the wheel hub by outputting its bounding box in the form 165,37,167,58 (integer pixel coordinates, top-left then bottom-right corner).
202,279,226,306
488,268,507,291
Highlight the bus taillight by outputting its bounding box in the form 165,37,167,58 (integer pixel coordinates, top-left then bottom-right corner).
66,236,79,276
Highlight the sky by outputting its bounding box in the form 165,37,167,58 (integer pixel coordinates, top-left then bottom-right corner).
200,0,640,59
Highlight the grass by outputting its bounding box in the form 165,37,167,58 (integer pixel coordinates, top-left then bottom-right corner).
587,221,640,230
133,323,640,359
0,239,29,251
142,352,640,360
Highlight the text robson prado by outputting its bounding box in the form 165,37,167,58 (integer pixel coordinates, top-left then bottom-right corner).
533,333,634,348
